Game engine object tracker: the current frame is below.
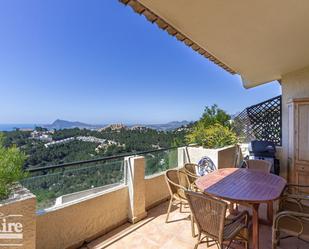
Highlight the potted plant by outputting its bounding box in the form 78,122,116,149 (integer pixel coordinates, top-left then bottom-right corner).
0,134,27,200
0,134,36,249
184,105,238,169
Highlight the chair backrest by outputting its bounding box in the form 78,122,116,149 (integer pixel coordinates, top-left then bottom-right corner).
178,169,191,189
184,163,198,183
184,163,197,175
185,191,227,243
233,144,243,168
165,169,187,199
245,159,271,173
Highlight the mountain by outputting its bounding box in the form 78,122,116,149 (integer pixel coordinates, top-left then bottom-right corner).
43,119,101,130
43,119,192,131
141,121,191,131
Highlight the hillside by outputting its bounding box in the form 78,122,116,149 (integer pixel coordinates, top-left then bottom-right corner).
43,119,103,130
42,119,191,131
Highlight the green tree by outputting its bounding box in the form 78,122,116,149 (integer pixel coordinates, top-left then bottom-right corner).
0,133,27,200
35,126,48,132
199,105,231,127
187,123,237,148
187,105,237,148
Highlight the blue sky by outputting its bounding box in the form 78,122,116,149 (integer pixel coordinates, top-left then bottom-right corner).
0,0,281,124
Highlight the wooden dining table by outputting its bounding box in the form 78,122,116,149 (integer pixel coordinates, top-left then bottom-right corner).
195,168,286,249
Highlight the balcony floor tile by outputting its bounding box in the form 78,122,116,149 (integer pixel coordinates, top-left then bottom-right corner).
85,201,308,249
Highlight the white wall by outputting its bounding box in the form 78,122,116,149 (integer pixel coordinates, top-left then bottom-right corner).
145,173,169,209
178,146,218,168
178,145,237,169
36,186,129,249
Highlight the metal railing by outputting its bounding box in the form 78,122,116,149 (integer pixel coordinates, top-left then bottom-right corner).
144,147,179,176
26,146,183,173
22,146,186,210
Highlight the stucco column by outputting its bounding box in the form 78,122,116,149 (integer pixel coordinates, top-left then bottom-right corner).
0,188,36,249
125,156,147,224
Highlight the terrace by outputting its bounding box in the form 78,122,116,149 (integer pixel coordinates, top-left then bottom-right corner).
81,201,308,249
2,1,309,249
20,145,240,248
6,141,306,249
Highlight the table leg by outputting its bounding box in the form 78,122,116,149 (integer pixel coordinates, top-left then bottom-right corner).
252,203,260,249
267,201,273,224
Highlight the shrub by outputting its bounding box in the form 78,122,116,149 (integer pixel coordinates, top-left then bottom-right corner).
186,105,238,148
0,134,27,200
187,123,237,149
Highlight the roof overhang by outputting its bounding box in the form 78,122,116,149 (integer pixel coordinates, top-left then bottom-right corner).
120,0,309,88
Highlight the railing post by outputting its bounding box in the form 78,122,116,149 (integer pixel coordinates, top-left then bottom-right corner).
177,146,186,168
125,156,147,224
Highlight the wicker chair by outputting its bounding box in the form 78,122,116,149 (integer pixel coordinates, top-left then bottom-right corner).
245,159,271,173
272,211,309,248
272,184,309,248
165,169,195,237
185,191,249,249
280,184,309,213
184,163,199,190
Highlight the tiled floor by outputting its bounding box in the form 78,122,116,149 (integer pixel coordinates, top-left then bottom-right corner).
84,201,308,249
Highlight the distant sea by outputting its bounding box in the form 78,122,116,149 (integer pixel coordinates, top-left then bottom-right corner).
0,124,38,131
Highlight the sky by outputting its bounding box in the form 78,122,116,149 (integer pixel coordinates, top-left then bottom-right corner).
0,0,281,125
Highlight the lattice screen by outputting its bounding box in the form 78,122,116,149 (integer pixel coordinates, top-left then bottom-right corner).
233,95,282,145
